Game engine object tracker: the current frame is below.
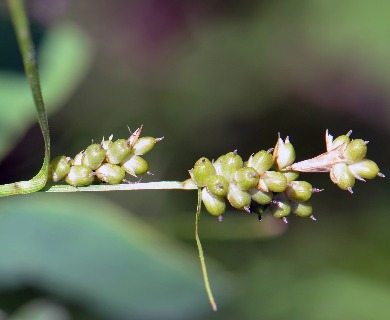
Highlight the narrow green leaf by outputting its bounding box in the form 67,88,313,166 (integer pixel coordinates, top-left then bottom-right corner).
0,0,50,196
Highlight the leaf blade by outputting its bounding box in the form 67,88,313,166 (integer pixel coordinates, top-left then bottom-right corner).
1,0,50,196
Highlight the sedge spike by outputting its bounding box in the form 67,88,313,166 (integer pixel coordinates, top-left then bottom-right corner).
190,130,384,219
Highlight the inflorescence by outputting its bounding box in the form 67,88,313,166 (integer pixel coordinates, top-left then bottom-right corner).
190,130,384,223
48,125,163,186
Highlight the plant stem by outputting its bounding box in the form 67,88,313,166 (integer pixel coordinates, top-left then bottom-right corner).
8,0,50,144
42,180,218,310
0,0,50,196
195,188,218,311
40,180,198,192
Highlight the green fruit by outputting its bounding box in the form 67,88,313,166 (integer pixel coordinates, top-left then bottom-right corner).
343,139,367,162
206,175,229,197
269,193,291,219
132,136,163,155
261,171,288,193
291,200,313,218
348,159,381,180
235,167,259,190
106,139,131,164
65,165,94,187
332,134,350,149
83,143,106,170
220,152,244,181
282,170,300,182
121,154,149,177
330,163,355,192
285,181,313,202
249,188,273,205
247,150,273,174
48,156,71,182
191,157,216,187
202,188,226,217
227,183,251,210
96,163,126,184
213,154,226,176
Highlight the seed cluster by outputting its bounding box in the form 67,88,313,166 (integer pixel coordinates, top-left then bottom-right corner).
327,131,383,192
287,130,385,193
190,131,384,222
48,126,163,187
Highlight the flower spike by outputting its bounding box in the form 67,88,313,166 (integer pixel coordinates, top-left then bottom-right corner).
190,129,383,220
48,126,162,186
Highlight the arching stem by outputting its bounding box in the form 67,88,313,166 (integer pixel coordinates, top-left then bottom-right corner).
195,188,218,311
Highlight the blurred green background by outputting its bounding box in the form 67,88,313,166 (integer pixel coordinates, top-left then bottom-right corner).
0,0,389,319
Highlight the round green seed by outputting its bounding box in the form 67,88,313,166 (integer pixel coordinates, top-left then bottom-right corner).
132,136,161,155
106,139,131,164
249,188,273,205
202,188,226,217
291,200,313,218
96,163,126,184
220,152,244,181
285,181,313,202
343,139,367,162
247,150,273,174
282,170,300,182
261,171,288,193
206,174,229,197
348,159,380,180
83,143,106,170
332,134,350,149
65,165,94,187
235,167,259,190
48,156,71,182
330,163,355,191
191,157,216,187
269,193,291,219
213,154,226,176
121,154,149,177
227,183,251,210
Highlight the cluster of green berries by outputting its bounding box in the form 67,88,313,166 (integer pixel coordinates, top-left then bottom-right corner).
288,130,385,193
48,126,163,187
190,130,384,222
326,130,384,192
190,135,317,222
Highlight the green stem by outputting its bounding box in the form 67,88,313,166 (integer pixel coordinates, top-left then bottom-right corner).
0,0,50,196
41,180,197,192
42,180,217,310
195,188,218,311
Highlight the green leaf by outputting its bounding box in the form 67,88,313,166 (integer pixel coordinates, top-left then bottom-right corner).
0,193,231,319
246,258,390,320
0,1,92,196
0,0,50,196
